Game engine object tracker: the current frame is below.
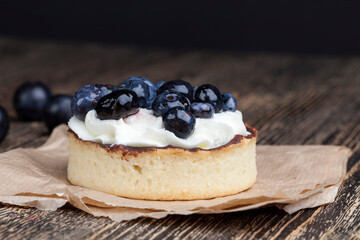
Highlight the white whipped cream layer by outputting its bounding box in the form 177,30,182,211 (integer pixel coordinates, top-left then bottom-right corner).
68,109,250,149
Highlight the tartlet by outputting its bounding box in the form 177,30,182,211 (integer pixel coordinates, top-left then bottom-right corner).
67,124,257,200
68,79,257,200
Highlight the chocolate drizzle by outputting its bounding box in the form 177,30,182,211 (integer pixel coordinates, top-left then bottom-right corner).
69,123,257,155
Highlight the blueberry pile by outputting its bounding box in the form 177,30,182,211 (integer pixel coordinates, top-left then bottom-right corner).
72,77,238,139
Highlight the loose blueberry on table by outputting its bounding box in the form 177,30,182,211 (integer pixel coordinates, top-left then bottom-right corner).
73,77,238,139
13,81,52,121
0,105,9,143
43,94,72,131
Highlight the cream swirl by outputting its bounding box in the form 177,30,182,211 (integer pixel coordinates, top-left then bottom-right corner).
68,109,250,149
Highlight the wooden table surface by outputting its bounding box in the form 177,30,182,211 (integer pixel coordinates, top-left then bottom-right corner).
0,37,359,239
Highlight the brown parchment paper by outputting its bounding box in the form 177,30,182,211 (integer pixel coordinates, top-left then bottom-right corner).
0,125,352,222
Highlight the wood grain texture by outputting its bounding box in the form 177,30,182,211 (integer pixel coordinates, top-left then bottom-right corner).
0,37,359,239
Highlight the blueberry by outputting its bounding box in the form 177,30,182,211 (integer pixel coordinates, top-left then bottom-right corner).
13,81,52,121
163,107,195,139
120,78,150,108
43,95,72,131
125,76,155,89
0,105,10,143
193,86,198,99
221,93,237,112
157,80,193,101
190,102,215,118
123,76,156,105
95,89,139,120
151,92,190,117
145,82,157,109
155,81,165,90
194,84,223,113
71,84,114,121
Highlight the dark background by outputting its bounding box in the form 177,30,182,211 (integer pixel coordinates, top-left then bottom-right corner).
0,0,359,54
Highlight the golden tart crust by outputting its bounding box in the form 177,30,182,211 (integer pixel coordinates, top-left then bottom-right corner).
67,124,257,200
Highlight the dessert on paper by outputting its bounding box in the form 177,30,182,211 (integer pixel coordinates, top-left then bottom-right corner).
0,125,351,222
68,79,257,200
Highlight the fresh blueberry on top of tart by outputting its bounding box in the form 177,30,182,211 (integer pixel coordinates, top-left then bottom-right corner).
157,80,194,102
194,84,223,113
155,81,165,90
71,84,115,121
162,107,196,139
122,76,156,109
222,92,237,112
190,102,215,118
95,89,139,120
151,91,190,117
119,79,149,109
